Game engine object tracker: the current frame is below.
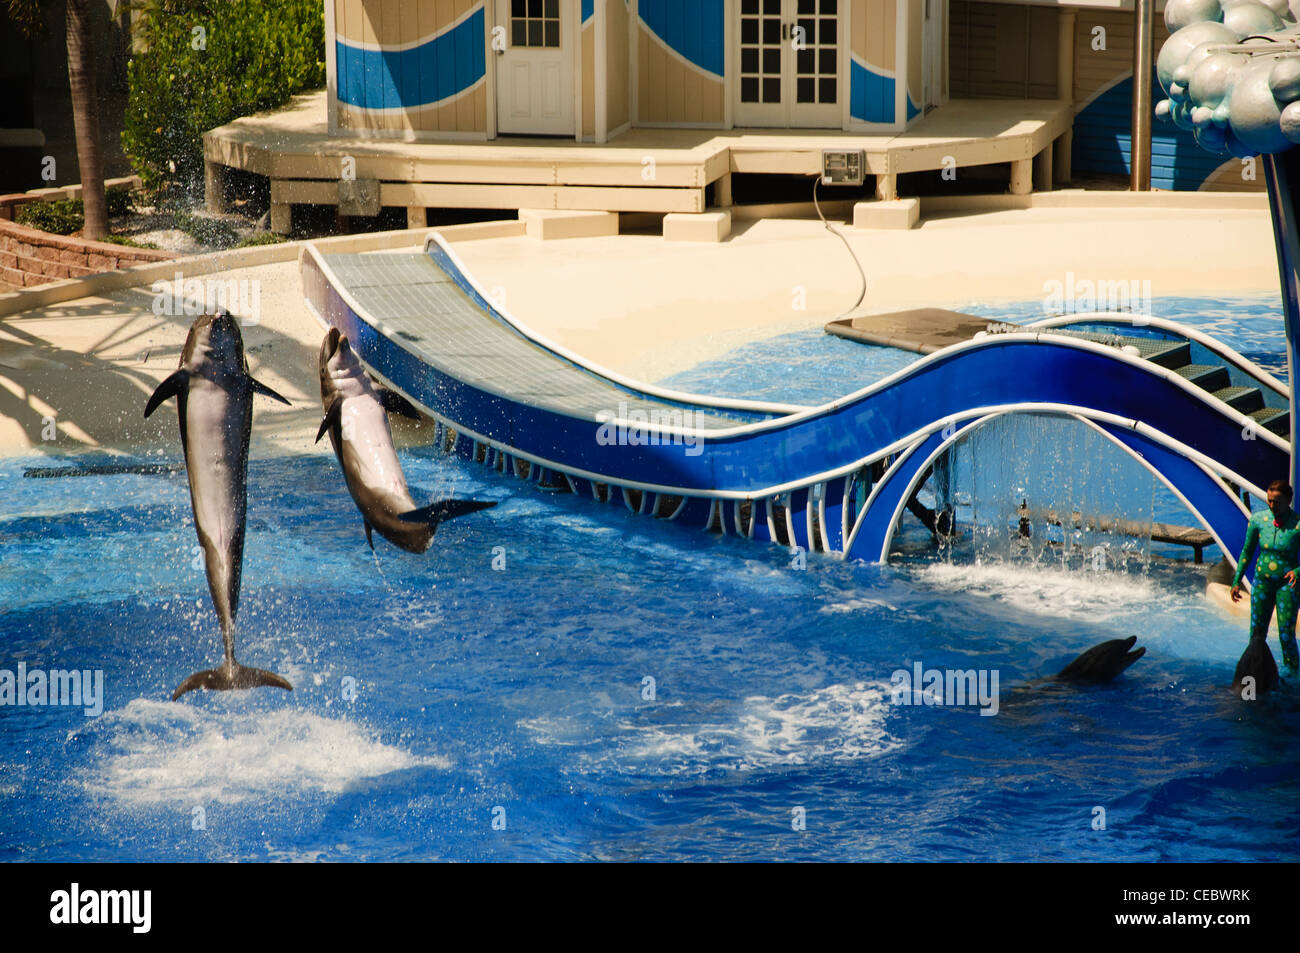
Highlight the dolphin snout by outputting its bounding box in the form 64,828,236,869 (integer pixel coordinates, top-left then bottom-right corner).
321,328,355,365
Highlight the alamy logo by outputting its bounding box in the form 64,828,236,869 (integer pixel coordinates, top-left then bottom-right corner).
50,883,151,933
1042,272,1152,317
0,663,103,716
595,401,704,457
890,661,1000,716
150,272,262,326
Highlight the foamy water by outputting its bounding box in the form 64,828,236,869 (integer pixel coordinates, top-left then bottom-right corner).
76,699,448,807
520,681,903,777
916,560,1161,622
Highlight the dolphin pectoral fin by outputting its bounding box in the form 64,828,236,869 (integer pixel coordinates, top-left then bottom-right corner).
144,370,189,418
376,388,422,421
364,520,375,550
397,498,498,526
316,396,342,444
172,662,293,700
251,377,291,406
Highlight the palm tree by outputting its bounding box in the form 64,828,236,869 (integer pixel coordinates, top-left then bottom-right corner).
5,0,108,240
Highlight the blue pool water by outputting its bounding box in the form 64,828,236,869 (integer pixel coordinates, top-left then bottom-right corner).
2,296,1298,862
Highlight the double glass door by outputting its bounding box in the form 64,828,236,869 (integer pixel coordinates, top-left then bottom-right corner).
735,0,842,128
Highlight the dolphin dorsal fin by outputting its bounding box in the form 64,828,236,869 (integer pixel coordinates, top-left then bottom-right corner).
250,376,291,406
143,369,189,419
316,395,343,444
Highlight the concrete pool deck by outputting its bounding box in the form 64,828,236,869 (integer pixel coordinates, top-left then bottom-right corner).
0,197,1284,458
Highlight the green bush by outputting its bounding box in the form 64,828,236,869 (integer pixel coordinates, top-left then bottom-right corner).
106,186,135,218
122,0,325,189
173,210,239,248
14,187,136,235
16,200,83,235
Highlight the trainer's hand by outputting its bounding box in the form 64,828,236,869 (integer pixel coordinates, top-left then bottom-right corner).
1230,584,1243,603
1288,570,1298,587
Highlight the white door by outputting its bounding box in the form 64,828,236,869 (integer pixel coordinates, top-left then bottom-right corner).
495,0,575,135
735,0,842,128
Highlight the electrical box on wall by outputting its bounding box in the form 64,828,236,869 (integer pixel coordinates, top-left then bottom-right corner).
821,150,865,186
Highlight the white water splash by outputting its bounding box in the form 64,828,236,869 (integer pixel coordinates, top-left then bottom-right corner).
916,560,1160,623
77,699,448,807
818,595,907,616
521,681,902,777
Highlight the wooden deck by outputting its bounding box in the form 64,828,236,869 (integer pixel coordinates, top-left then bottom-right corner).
203,91,1073,229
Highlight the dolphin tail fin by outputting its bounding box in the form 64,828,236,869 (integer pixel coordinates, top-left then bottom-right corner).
1232,637,1279,695
144,370,189,418
172,662,293,701
397,498,497,526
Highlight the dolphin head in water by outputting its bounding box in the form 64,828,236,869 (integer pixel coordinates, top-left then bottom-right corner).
1056,635,1146,684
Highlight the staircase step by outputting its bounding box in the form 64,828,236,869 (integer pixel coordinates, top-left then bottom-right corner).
1140,340,1193,368
1248,407,1291,436
1174,364,1230,390
1210,386,1265,412
1042,328,1190,367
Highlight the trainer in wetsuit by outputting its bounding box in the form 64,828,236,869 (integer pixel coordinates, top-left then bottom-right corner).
1231,479,1300,672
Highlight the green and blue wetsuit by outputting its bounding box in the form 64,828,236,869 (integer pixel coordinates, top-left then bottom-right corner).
1233,507,1300,670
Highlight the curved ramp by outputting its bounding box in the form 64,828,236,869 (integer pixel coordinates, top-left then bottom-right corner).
299,235,1289,579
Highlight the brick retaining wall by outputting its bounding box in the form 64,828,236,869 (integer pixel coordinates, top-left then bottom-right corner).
0,219,175,288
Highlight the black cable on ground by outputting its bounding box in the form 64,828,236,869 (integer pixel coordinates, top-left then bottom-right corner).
811,173,868,320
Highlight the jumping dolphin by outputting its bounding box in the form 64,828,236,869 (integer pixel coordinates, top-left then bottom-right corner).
1055,635,1146,684
1232,637,1279,696
143,312,294,700
316,327,496,553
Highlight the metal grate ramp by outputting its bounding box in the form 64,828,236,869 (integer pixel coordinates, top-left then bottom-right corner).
322,252,752,430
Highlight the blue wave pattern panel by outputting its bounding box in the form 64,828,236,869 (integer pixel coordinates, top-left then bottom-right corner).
851,58,894,124
639,0,724,77
582,0,594,21
1072,73,1229,191
337,6,487,110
